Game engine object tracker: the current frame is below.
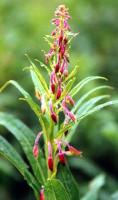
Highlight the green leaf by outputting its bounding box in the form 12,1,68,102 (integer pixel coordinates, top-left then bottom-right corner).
77,95,110,117
66,95,109,142
78,100,118,121
0,112,46,184
31,62,49,94
111,191,118,200
70,76,107,98
57,165,80,200
45,179,70,200
0,80,41,118
0,136,39,199
73,85,112,113
64,65,79,83
81,174,105,200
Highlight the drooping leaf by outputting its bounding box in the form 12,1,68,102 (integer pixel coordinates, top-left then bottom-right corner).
45,179,70,200
0,136,39,199
0,112,46,184
81,174,105,200
57,164,80,200
0,80,41,118
70,76,107,98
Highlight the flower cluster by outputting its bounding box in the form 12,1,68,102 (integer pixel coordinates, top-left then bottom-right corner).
32,5,81,199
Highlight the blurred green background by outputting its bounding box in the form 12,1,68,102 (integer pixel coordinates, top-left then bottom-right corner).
0,0,118,199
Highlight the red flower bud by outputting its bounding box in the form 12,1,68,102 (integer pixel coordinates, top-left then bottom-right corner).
51,112,58,123
48,156,54,171
56,85,62,99
33,145,39,159
40,187,45,200
59,152,66,165
51,83,55,94
55,63,60,73
48,142,54,171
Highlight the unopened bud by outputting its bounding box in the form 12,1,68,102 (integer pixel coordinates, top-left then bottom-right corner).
33,145,39,159
55,63,60,73
59,152,66,165
68,111,76,122
40,187,45,200
48,156,54,171
56,85,62,99
51,112,58,123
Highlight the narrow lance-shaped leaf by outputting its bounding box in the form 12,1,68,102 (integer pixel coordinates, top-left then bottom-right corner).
72,85,112,113
0,136,39,199
0,80,41,118
57,165,80,200
81,174,105,200
31,62,49,94
78,100,118,121
70,76,107,98
66,95,110,142
45,179,70,200
0,112,46,184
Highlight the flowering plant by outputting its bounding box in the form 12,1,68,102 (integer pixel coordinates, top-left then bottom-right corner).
0,5,118,200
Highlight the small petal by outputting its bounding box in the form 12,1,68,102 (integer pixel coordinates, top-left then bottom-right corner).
68,145,82,156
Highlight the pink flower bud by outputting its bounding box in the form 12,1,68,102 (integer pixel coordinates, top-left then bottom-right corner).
56,85,62,99
68,111,76,122
40,187,45,200
52,18,60,26
66,95,75,105
33,132,42,159
63,69,68,77
33,145,39,159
